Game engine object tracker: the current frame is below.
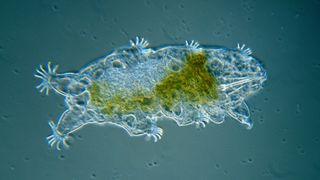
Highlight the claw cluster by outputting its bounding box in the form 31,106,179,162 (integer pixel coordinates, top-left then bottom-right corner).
185,40,200,49
46,121,69,150
237,43,252,55
195,119,210,128
130,36,149,49
146,125,163,142
34,62,58,95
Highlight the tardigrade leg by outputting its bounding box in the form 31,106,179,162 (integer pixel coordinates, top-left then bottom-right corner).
192,105,212,128
34,62,90,97
236,43,252,56
120,113,163,142
201,103,226,125
227,101,252,129
160,102,194,127
46,106,96,150
129,36,149,49
185,40,200,50
144,116,164,142
165,103,211,128
128,36,154,55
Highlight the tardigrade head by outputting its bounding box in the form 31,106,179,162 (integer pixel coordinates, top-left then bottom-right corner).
205,47,267,103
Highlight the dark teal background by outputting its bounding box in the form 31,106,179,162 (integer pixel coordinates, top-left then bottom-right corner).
1,0,320,179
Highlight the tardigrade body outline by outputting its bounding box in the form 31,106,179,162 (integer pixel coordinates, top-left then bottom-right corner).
35,37,267,150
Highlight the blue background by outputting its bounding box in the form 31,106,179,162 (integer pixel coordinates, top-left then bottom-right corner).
0,0,319,179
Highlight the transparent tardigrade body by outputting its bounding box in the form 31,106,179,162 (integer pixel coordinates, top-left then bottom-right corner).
35,38,267,150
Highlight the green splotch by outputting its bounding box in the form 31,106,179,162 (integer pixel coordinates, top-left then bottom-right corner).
154,51,219,109
88,51,219,115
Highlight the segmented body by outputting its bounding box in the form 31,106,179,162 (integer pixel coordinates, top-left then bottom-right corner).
35,37,267,150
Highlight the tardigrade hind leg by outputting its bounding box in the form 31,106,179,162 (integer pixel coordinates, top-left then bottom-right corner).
47,106,96,150
35,62,90,97
34,62,59,95
46,121,70,151
120,113,163,142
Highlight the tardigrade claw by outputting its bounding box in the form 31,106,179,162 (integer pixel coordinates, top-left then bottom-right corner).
185,40,200,49
195,118,210,128
129,36,149,49
146,126,163,142
34,62,59,95
194,105,211,128
46,121,69,150
236,43,252,55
